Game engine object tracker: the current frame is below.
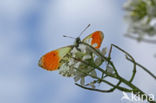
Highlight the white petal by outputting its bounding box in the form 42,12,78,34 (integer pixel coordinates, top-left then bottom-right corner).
88,46,100,57
59,63,74,77
101,47,107,56
80,77,85,85
74,62,82,68
106,66,114,74
78,44,87,53
88,82,95,89
74,76,81,82
78,44,86,49
95,57,102,66
82,54,91,60
71,47,78,54
90,70,97,77
68,58,75,66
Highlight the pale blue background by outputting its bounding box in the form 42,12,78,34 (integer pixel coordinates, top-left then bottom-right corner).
0,0,156,103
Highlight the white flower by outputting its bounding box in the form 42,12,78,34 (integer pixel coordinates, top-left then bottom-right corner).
74,75,81,82
71,47,78,54
78,44,87,53
128,17,156,36
74,62,82,68
106,65,114,75
71,47,79,57
124,0,156,38
147,2,156,17
101,47,107,56
59,63,75,77
73,66,97,85
82,54,91,60
87,46,101,57
68,58,75,66
86,81,96,89
90,69,97,77
80,77,85,85
95,57,102,66
74,74,85,85
71,47,79,55
150,18,156,29
58,40,107,87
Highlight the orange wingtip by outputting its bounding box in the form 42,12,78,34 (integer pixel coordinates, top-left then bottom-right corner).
91,31,104,48
38,50,61,71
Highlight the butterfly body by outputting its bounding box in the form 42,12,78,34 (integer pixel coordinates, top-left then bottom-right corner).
39,31,104,71
74,37,81,47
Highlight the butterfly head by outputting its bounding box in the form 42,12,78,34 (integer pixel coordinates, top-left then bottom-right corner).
75,37,81,47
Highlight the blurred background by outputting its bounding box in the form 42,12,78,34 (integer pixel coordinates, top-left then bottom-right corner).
0,0,156,103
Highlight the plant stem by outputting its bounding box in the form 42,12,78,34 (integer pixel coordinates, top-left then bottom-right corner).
77,42,156,103
126,57,156,80
118,76,156,103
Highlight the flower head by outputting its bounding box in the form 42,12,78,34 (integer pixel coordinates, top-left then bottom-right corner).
58,40,108,87
106,65,114,75
124,0,156,38
58,42,107,85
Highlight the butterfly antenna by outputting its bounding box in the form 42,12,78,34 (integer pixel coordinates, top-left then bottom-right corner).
79,24,91,37
63,35,75,39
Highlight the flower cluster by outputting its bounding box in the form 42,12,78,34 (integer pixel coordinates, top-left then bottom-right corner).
124,0,156,40
58,42,108,87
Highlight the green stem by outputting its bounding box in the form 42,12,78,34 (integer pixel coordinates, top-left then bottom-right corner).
75,80,121,93
78,42,156,103
118,76,156,103
126,57,156,80
75,67,133,93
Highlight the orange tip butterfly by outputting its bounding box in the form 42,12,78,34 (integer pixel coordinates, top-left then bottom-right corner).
38,24,104,71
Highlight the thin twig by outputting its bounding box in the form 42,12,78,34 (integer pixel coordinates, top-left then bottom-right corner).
72,57,116,78
74,67,133,93
111,44,137,83
75,80,121,93
126,56,156,80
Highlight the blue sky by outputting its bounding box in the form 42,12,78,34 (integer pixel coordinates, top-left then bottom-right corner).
0,0,156,103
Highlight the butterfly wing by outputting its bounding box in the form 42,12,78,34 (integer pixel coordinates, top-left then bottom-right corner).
38,46,72,71
82,31,104,48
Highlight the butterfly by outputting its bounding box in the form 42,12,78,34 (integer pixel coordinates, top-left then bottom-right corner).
38,25,104,71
